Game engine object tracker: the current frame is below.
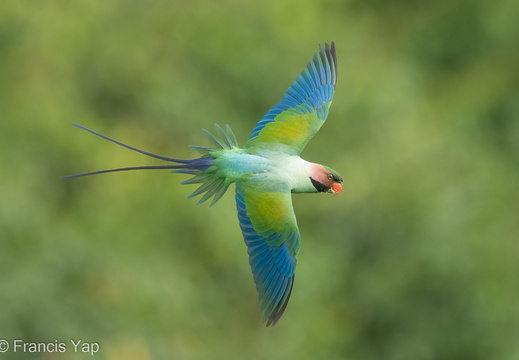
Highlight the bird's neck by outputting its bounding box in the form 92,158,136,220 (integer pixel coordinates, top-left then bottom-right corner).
266,154,316,193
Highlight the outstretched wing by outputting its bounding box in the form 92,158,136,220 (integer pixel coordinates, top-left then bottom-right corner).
235,181,300,326
246,42,337,155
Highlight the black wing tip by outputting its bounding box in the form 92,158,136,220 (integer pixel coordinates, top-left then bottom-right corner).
318,41,335,56
330,42,337,65
324,41,337,75
322,41,335,52
315,42,337,86
264,275,295,327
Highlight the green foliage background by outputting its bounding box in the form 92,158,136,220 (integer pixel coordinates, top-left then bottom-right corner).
1,1,518,359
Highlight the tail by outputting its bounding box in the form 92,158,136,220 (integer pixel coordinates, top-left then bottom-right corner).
62,123,239,206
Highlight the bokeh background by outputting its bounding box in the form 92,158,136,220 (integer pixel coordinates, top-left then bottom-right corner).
1,1,518,359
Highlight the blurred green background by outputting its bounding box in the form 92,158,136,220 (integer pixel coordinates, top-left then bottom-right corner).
1,0,518,359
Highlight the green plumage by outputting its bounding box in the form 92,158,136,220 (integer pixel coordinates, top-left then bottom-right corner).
65,43,340,327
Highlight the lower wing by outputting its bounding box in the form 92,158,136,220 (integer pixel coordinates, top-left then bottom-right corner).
235,181,301,326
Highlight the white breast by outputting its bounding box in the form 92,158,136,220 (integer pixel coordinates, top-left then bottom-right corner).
256,150,314,192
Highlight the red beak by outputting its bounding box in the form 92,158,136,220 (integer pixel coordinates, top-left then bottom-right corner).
332,182,342,196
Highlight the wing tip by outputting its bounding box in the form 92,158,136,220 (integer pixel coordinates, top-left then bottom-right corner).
265,275,295,327
321,41,337,83
245,42,338,150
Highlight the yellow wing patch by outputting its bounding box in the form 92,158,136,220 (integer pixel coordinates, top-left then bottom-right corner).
244,189,297,239
254,113,318,153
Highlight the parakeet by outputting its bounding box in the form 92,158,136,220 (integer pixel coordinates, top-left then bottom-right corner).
64,42,342,326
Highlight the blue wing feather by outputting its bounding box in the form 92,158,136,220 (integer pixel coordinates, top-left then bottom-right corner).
247,42,337,145
235,188,298,326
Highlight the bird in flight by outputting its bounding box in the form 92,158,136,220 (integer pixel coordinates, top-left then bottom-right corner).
64,42,342,326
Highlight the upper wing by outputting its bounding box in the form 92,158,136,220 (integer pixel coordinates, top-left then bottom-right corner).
246,42,337,155
235,181,300,326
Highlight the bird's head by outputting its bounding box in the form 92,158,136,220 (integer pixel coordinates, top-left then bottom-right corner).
309,164,343,196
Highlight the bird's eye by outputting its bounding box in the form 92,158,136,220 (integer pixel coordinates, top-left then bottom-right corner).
327,173,334,180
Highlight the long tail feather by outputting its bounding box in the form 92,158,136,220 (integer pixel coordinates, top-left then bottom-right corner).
70,123,190,163
64,123,239,207
61,165,189,179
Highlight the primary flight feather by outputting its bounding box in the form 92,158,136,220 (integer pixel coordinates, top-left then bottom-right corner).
64,42,343,326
